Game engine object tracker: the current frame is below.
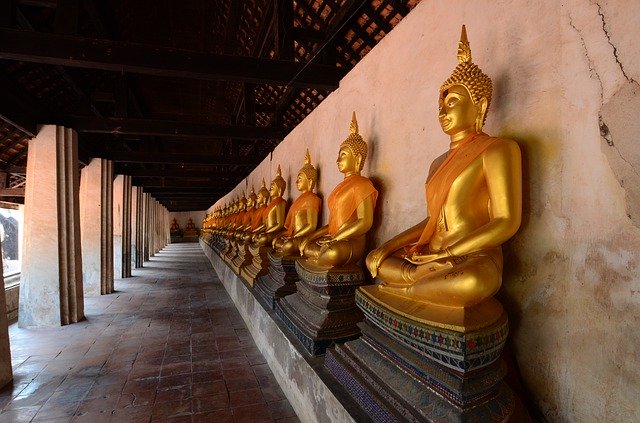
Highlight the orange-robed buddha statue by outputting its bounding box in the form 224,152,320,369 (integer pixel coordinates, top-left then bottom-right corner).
273,149,322,256
300,113,378,267
365,26,522,312
253,166,288,246
170,218,180,233
186,218,196,231
244,180,270,242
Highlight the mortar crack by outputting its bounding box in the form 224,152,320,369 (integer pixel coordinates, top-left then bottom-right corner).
599,115,640,178
593,1,634,83
568,14,604,102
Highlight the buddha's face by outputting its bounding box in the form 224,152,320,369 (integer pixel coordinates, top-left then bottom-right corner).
269,182,279,197
439,84,477,137
296,172,311,192
337,146,359,175
247,197,255,208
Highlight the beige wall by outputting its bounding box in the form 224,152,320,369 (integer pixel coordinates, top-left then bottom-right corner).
210,0,640,420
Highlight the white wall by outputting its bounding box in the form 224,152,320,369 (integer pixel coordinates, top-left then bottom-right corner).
209,0,640,420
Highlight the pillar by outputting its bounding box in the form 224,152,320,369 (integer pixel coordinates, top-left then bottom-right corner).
155,201,162,253
79,158,114,295
113,175,132,278
143,193,150,262
122,175,132,277
132,186,143,269
113,175,124,279
19,125,84,327
0,239,12,388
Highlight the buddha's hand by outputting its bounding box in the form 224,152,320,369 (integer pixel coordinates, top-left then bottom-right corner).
402,251,447,265
315,236,333,246
299,237,310,256
366,247,392,278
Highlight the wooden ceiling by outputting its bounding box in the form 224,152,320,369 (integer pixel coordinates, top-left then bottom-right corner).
0,0,420,211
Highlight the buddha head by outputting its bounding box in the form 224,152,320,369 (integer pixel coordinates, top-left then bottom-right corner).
247,187,257,209
270,165,286,198
238,192,247,211
297,149,318,192
439,25,492,136
338,112,368,175
257,178,270,206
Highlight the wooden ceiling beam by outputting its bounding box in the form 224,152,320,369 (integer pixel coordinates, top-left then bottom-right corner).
60,116,284,140
144,187,228,194
132,178,223,188
102,150,259,166
0,28,348,90
115,166,245,179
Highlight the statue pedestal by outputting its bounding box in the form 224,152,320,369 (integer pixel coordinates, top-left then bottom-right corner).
325,286,517,421
275,259,366,356
254,250,300,309
219,237,233,262
230,242,251,274
240,244,270,287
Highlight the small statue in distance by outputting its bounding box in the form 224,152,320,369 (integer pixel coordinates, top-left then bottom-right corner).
253,166,288,246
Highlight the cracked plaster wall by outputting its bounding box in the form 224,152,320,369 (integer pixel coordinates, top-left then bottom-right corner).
211,0,640,421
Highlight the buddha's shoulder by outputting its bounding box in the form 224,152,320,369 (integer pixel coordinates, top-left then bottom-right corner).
485,137,521,155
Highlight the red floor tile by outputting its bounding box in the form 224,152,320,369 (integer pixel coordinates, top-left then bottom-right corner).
3,244,296,422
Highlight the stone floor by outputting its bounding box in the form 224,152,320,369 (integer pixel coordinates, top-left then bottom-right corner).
0,243,298,422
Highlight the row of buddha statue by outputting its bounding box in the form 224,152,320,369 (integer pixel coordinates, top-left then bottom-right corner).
202,111,377,266
200,25,525,420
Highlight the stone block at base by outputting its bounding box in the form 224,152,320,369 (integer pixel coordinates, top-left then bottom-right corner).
274,259,366,356
253,251,300,309
323,286,526,422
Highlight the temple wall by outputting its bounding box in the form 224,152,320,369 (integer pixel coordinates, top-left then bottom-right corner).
169,211,206,230
209,0,640,421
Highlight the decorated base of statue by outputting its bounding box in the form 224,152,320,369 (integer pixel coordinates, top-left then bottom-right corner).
254,250,300,309
274,259,366,356
212,234,225,253
221,238,235,263
230,243,251,274
240,244,270,287
325,285,518,421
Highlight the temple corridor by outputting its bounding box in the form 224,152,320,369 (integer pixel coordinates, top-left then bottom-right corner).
0,243,297,422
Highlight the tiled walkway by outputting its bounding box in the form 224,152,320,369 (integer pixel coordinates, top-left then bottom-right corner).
0,243,297,422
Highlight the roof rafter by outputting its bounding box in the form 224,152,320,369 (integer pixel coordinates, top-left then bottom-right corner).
0,28,348,90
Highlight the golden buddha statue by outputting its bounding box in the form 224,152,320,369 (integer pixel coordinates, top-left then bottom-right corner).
233,189,255,239
273,149,322,256
300,113,378,267
365,26,522,312
186,218,196,231
254,165,288,246
244,179,270,242
170,218,180,233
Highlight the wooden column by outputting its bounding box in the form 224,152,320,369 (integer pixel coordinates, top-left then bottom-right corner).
19,125,84,327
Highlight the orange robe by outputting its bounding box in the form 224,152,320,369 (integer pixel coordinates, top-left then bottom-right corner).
282,191,322,237
250,205,268,230
412,132,497,252
327,175,378,236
